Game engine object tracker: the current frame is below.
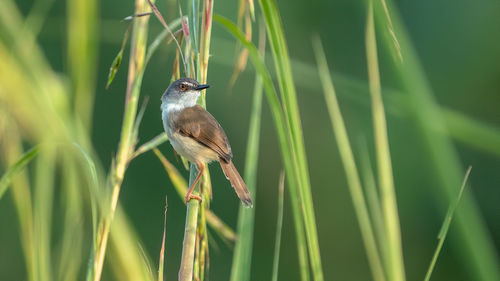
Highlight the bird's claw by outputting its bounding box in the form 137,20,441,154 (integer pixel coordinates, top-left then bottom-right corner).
184,193,203,205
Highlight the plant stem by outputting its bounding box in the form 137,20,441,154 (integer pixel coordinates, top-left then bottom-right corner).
93,0,152,280
230,21,265,281
271,172,285,281
366,3,405,281
313,36,386,281
179,197,200,281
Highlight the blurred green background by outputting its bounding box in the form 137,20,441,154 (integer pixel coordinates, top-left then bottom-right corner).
1,0,499,280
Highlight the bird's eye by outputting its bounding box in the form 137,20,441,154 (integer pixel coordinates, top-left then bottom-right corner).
179,84,187,91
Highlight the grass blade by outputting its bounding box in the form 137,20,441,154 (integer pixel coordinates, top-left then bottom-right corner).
271,171,285,281
366,3,405,281
358,140,387,260
258,1,323,279
372,1,500,280
33,147,56,281
424,167,472,281
230,21,265,281
158,197,168,281
215,14,310,281
0,146,39,200
106,26,130,89
67,0,97,132
312,36,386,281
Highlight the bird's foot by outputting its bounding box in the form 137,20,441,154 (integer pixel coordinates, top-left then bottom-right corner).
184,193,203,205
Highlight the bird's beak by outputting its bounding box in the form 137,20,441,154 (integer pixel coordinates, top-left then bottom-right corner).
194,84,210,91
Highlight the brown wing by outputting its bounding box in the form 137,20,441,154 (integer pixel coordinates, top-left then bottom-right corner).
174,105,232,162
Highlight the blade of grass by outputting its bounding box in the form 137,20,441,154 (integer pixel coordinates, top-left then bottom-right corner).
133,133,169,159
358,139,387,262
146,0,187,73
106,26,131,89
0,146,39,200
158,197,168,281
215,14,310,281
366,3,405,281
230,19,265,281
33,147,56,281
57,155,84,281
0,125,36,281
312,36,386,281
372,1,500,280
108,206,155,281
258,1,323,279
67,0,97,132
424,166,472,281
271,171,285,281
93,1,154,280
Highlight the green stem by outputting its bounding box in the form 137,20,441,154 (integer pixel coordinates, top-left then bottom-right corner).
230,22,265,281
366,3,405,281
313,36,386,281
179,197,200,281
271,172,285,281
93,1,152,280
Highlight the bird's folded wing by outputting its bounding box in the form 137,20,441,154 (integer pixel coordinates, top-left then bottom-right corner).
175,105,232,162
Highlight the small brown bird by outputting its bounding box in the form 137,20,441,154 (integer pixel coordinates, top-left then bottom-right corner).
161,78,253,207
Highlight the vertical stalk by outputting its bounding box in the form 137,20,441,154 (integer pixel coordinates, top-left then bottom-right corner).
93,0,152,280
67,0,97,133
229,22,265,281
33,146,56,281
258,1,323,279
179,0,214,280
179,199,200,281
366,3,405,281
1,123,36,281
313,36,386,281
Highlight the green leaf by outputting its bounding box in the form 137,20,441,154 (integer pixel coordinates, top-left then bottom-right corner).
313,35,386,281
365,3,405,281
0,146,39,200
230,35,265,281
424,167,472,281
105,26,130,90
214,14,310,281
372,0,500,279
271,171,285,281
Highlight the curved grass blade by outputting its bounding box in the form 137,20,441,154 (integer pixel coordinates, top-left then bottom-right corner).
230,20,265,281
372,0,500,279
424,167,472,281
158,197,168,281
0,146,39,200
258,0,323,278
271,171,285,281
366,3,405,280
313,35,386,281
214,14,311,281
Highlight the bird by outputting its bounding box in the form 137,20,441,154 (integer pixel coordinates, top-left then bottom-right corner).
161,77,253,207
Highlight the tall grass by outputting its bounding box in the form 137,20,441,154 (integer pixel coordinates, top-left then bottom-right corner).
230,17,265,281
312,36,386,281
372,1,500,280
1,0,500,281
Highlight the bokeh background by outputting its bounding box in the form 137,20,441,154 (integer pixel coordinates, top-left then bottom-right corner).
1,0,499,280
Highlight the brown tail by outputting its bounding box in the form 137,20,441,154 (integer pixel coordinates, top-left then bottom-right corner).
219,160,253,207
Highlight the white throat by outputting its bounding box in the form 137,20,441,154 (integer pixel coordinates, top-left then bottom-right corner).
161,101,185,115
